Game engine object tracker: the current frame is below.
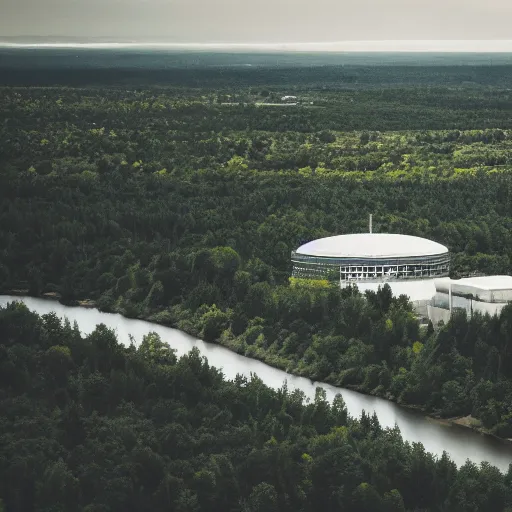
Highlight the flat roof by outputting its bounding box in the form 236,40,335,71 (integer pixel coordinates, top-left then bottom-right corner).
296,233,449,259
439,275,512,291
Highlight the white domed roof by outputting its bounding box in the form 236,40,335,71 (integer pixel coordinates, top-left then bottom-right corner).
296,233,448,259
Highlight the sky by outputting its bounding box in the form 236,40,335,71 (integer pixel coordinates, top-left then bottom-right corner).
2,0,512,46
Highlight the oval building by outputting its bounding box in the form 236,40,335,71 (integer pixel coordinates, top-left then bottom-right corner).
292,233,450,283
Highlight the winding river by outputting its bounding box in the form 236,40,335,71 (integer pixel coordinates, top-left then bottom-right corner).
2,295,512,472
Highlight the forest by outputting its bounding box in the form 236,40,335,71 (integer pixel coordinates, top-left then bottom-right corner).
2,301,512,512
2,62,512,509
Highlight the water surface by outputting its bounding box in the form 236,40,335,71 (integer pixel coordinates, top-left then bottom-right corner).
2,295,511,472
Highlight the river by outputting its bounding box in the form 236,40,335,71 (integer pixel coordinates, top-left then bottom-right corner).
2,295,512,472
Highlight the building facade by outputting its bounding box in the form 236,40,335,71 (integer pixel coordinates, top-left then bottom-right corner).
291,233,450,283
427,275,512,324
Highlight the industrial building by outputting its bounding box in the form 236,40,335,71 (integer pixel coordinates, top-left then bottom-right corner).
427,275,512,324
291,233,450,283
290,216,450,302
290,220,512,320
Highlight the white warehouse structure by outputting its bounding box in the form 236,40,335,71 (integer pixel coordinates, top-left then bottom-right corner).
291,233,450,283
428,275,512,324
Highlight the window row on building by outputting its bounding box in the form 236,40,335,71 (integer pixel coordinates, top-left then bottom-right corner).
291,252,450,281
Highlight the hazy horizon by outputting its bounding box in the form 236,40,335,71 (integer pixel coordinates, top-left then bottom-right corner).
3,0,512,46
3,40,512,53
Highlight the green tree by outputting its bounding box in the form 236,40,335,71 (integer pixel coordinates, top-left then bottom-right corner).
383,489,405,512
210,246,241,278
245,483,278,512
201,305,229,342
45,345,73,386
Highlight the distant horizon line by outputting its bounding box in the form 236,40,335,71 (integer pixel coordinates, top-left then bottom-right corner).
3,40,512,53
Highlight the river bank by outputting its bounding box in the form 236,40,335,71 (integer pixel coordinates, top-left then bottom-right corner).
430,415,512,446
4,293,512,470
4,290,510,448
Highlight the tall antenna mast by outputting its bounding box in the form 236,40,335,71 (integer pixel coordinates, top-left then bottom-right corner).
369,214,373,234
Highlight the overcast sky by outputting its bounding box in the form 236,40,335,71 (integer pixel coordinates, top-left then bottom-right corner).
2,0,512,43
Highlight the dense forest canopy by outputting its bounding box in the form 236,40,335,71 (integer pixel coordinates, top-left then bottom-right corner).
3,61,512,510
2,302,512,512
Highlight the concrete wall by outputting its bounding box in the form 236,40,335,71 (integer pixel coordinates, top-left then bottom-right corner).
412,299,430,318
427,305,451,325
427,301,507,325
435,277,512,303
